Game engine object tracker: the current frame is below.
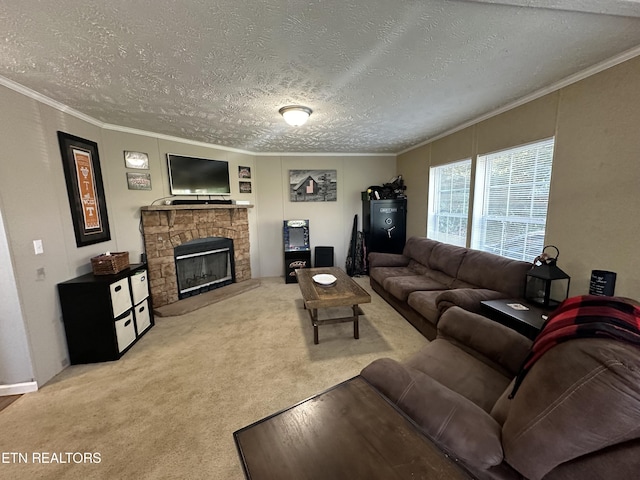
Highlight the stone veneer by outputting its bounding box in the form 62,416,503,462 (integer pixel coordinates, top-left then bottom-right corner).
140,205,252,308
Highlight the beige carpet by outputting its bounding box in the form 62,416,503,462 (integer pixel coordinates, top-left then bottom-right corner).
0,276,428,480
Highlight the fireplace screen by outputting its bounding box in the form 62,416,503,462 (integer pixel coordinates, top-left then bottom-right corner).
174,237,235,299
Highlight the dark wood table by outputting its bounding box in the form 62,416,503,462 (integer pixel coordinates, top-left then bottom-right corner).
233,376,472,480
481,298,549,339
295,267,371,344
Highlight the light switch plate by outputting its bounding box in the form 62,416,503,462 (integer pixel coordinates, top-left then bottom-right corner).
33,239,44,255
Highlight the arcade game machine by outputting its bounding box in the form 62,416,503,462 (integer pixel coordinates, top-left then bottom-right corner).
283,219,311,283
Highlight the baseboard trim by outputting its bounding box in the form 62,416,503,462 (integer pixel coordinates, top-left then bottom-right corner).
0,381,38,396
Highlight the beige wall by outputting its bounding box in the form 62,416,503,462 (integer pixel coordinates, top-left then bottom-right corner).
255,155,396,277
549,57,640,296
398,56,640,299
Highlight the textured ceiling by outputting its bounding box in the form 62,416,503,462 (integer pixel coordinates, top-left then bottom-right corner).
1,0,640,154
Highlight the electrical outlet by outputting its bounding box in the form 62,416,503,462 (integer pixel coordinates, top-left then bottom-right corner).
36,267,46,281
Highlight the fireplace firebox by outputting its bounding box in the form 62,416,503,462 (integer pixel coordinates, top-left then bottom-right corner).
174,237,235,299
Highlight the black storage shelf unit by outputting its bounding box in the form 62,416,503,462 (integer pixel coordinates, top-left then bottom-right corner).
57,263,154,364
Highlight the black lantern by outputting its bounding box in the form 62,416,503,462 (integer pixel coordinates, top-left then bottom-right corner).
524,245,571,309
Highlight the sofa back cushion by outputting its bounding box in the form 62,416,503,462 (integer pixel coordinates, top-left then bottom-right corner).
428,242,468,279
501,338,640,480
456,249,530,296
403,237,439,266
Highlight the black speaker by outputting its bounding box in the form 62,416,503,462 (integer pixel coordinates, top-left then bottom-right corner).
314,246,334,267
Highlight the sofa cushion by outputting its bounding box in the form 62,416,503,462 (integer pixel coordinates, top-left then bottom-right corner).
361,359,504,470
437,307,532,377
369,266,416,286
502,338,640,480
423,268,456,287
382,275,449,302
402,236,440,266
448,278,477,289
404,339,514,413
407,290,442,325
367,252,409,269
428,243,468,279
435,288,513,315
456,249,530,298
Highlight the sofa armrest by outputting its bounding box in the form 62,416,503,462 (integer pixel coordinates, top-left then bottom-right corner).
436,288,508,315
437,307,532,375
368,252,410,269
361,359,504,470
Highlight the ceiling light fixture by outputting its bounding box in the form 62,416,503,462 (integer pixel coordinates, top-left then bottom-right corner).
279,105,312,127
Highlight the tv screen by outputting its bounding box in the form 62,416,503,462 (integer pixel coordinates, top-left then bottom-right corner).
167,154,231,195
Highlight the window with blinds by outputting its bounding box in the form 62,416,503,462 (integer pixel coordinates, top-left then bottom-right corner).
470,137,555,261
427,159,471,247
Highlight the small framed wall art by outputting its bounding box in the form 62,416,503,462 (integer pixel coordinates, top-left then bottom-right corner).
239,181,252,194
238,166,251,179
127,172,152,190
124,151,149,169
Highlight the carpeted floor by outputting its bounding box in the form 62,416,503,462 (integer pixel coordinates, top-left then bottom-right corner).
0,276,428,479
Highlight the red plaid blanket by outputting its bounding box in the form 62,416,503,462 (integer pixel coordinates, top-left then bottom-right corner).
509,295,640,398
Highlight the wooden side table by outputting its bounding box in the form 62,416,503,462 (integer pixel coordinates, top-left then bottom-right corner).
481,299,549,340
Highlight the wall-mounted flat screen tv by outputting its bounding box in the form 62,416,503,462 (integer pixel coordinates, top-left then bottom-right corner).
167,154,231,195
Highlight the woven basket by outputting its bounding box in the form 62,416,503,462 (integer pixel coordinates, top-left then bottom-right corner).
91,252,130,275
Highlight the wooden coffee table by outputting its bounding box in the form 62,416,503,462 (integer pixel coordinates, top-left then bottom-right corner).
234,376,472,479
295,267,371,344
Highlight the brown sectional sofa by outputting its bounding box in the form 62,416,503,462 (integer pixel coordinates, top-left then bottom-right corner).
361,304,640,480
368,236,532,339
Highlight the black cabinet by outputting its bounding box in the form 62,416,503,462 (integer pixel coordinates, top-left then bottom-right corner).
363,198,407,254
57,263,154,364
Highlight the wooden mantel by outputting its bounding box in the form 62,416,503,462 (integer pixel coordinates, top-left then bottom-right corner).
141,204,254,211
141,204,253,227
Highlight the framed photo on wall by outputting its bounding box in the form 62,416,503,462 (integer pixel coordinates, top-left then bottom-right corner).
289,169,337,202
124,151,149,169
57,131,111,247
238,166,251,178
127,172,152,190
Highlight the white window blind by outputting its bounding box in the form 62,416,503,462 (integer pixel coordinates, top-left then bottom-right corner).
427,159,471,247
471,137,554,261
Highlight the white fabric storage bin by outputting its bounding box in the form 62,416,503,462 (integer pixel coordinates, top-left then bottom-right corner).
115,311,136,353
130,269,149,305
134,299,152,335
110,278,132,318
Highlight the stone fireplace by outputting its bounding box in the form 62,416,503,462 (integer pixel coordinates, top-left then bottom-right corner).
140,205,252,309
